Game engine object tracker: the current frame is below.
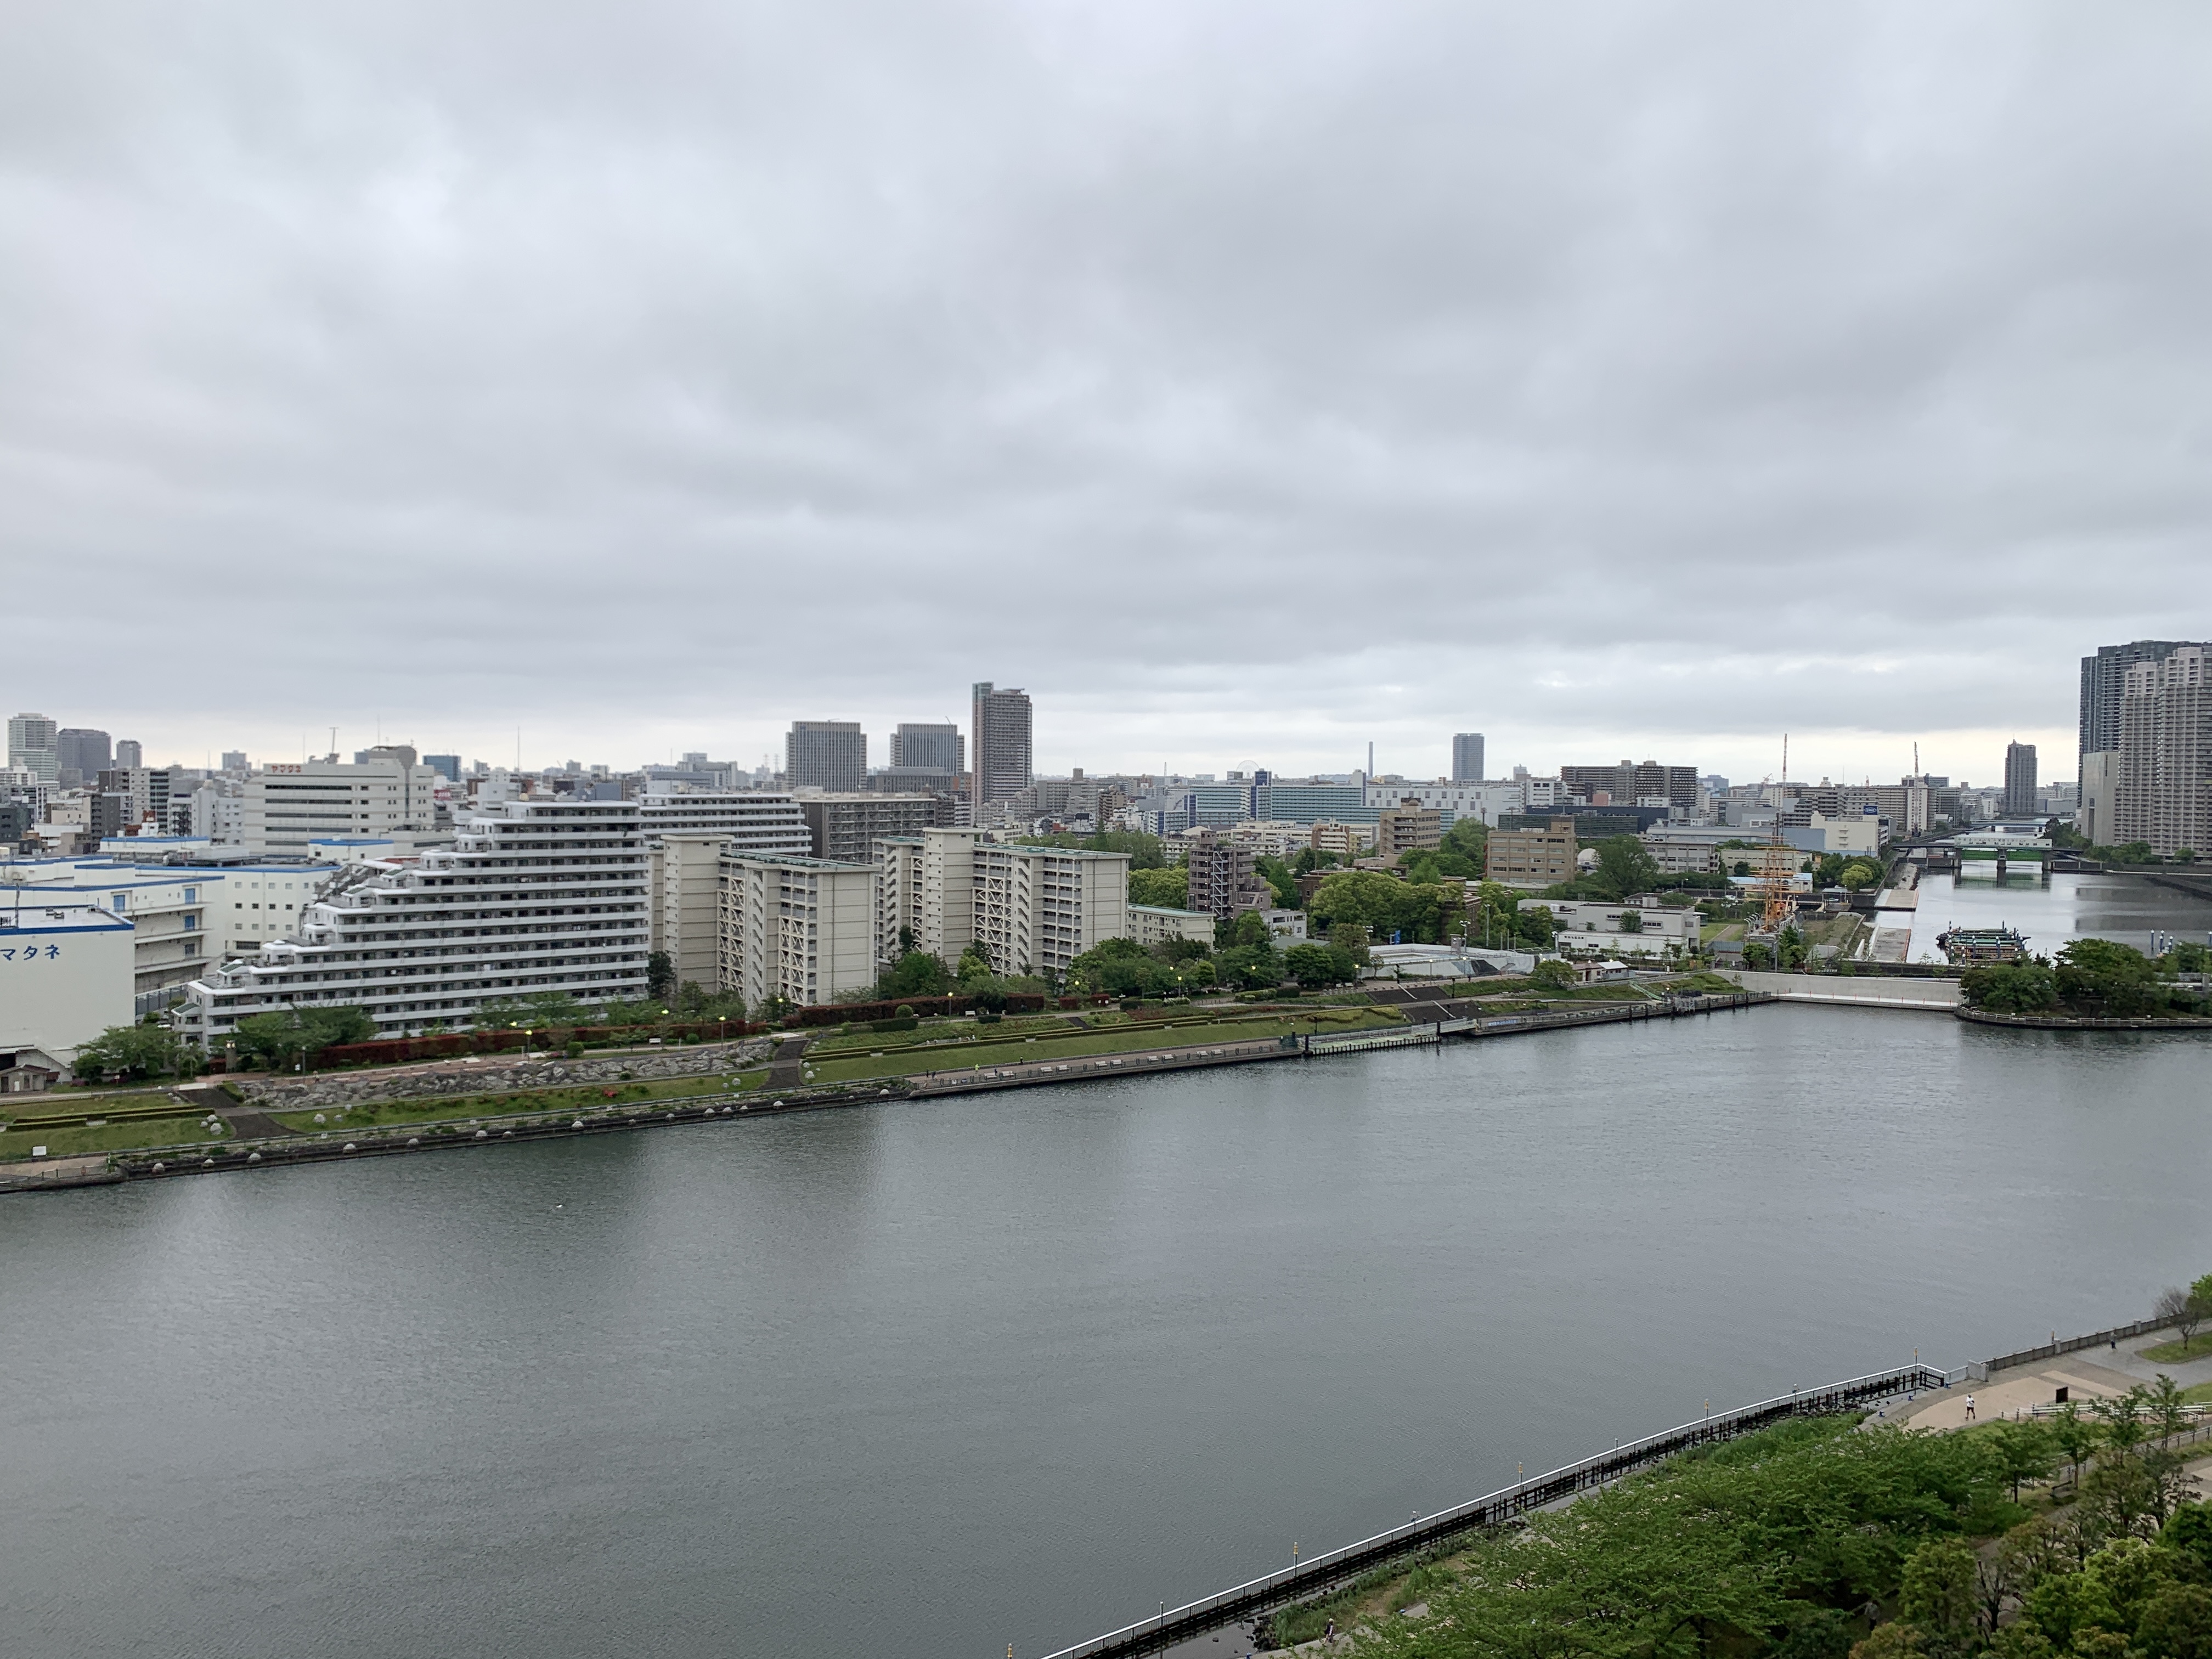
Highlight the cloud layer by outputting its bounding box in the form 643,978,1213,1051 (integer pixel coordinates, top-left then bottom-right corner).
3,1,2207,785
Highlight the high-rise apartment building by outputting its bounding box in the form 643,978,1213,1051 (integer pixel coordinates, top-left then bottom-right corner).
8,713,59,785
635,792,812,856
871,827,1129,977
2002,743,2039,818
1451,733,1485,783
890,723,964,774
797,793,950,862
716,852,878,1009
2080,641,2204,757
1183,831,1265,919
785,720,868,792
2113,645,2212,858
178,799,650,1043
970,683,1032,805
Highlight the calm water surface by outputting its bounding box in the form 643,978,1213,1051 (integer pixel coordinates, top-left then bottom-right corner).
1904,871,2212,961
3,1007,2209,1658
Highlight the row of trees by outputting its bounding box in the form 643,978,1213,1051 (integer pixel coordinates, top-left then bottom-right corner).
1355,1387,2212,1659
1963,939,2212,1018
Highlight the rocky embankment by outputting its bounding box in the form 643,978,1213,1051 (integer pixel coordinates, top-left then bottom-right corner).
230,1038,776,1112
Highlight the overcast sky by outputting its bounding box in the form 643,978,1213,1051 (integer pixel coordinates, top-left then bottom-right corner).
3,2,2207,786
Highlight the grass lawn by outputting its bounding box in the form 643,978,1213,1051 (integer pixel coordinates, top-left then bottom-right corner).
2181,1381,2212,1407
2141,1333,2212,1364
268,1071,764,1135
0,1115,230,1161
798,1009,1398,1087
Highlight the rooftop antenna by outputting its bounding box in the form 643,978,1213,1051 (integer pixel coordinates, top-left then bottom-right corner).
1913,741,1920,780
1367,741,1374,776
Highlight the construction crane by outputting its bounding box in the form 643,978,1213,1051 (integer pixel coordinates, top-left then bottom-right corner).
1754,735,1801,935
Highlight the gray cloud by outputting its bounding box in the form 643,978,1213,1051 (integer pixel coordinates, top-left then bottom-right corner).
2,1,2207,784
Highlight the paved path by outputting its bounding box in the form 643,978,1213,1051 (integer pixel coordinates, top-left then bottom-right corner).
765,1036,814,1089
906,1036,1290,1096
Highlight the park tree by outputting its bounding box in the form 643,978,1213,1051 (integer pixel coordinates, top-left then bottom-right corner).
2155,1286,2206,1351
230,1004,378,1070
1899,1535,1979,1646
72,1020,199,1082
2048,1403,2101,1495
1591,835,1661,899
1528,958,1576,992
2136,1584,2212,1659
2056,939,2165,1015
1284,942,1359,989
1839,860,1884,891
1254,855,1301,909
1961,960,2060,1013
646,950,675,1000
956,941,995,981
1990,1419,2059,1502
1127,866,1189,909
877,950,951,999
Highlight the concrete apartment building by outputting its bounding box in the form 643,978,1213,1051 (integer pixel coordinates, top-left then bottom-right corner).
242,747,441,853
786,721,868,792
1310,821,1375,856
1560,761,1699,809
1129,904,1216,949
178,799,650,1046
871,828,1131,979
716,851,878,1010
636,791,812,855
798,793,949,862
1376,799,1443,856
1486,819,1578,889
649,833,729,994
1183,831,1265,918
970,683,1033,805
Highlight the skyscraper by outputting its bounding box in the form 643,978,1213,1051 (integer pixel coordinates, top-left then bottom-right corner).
2081,641,2204,757
784,721,868,792
57,728,112,778
1451,733,1485,782
7,713,59,785
114,738,143,769
890,723,964,774
2114,646,2212,858
970,683,1033,805
2002,742,2038,817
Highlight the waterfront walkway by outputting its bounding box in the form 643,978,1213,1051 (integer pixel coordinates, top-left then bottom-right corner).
1724,969,1960,1010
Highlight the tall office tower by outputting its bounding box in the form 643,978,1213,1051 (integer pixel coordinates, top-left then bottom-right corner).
221,751,249,772
784,720,868,792
970,683,1033,805
2114,645,2212,858
7,713,59,785
890,723,964,774
114,738,143,769
2002,743,2039,817
1451,733,1485,782
57,729,112,778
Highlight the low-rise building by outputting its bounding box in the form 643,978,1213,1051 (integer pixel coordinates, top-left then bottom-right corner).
1130,905,1215,949
1309,820,1375,857
0,900,134,1079
1485,818,1578,889
1541,900,1697,955
1376,798,1443,856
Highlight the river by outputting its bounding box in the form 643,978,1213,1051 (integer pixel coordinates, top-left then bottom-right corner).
4,1006,2209,1658
1901,870,2212,963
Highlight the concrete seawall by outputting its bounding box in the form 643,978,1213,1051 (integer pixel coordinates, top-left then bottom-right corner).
1724,970,1960,1011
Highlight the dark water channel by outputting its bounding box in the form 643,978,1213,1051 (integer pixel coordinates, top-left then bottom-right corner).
3,1006,2208,1658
